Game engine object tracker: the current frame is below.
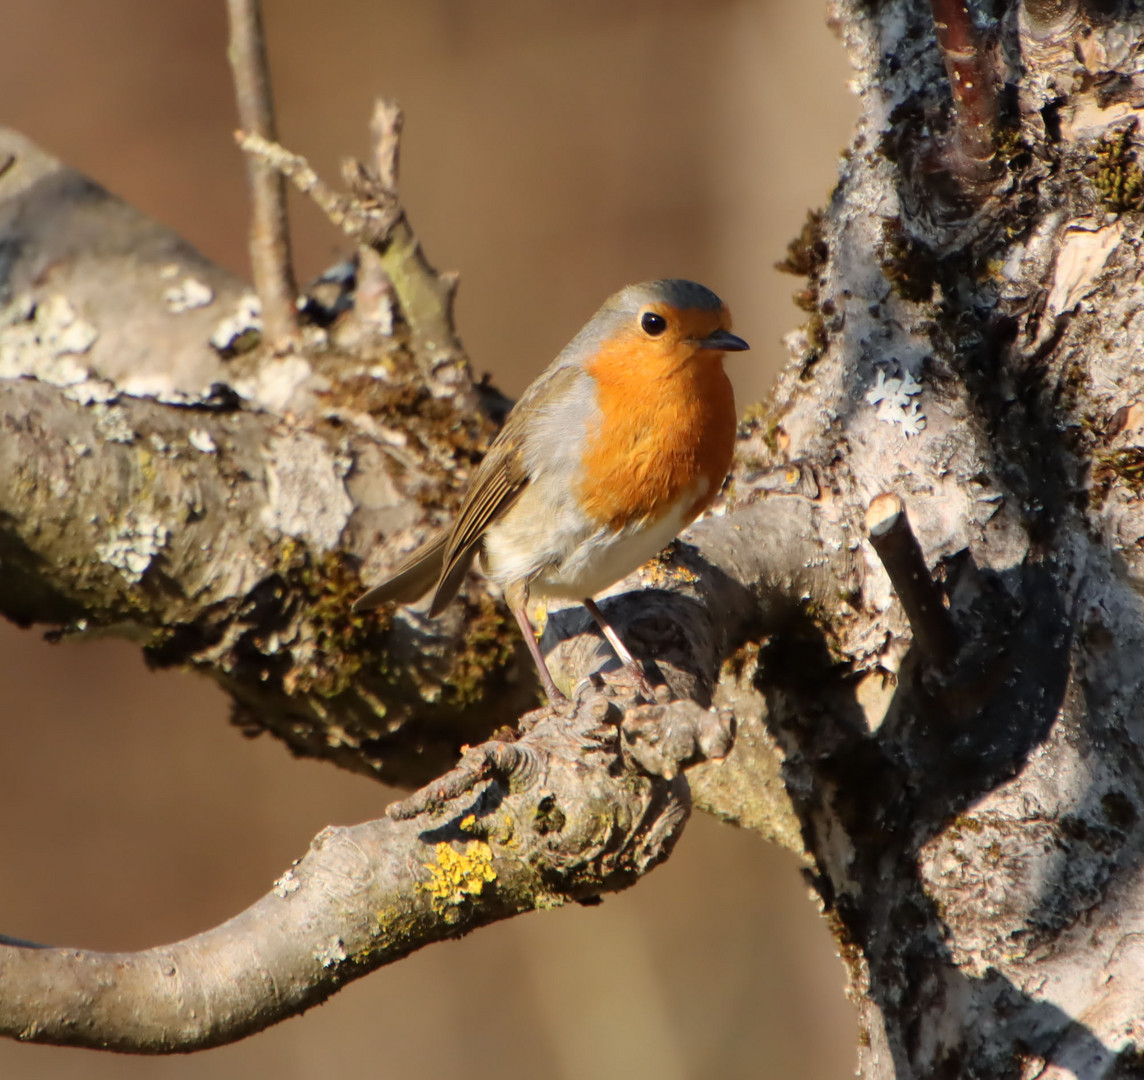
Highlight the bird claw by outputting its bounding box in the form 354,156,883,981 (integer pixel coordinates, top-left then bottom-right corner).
573,663,659,705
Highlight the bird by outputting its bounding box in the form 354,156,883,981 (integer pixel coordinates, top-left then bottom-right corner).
353,279,748,704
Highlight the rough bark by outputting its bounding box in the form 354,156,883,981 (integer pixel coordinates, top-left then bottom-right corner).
6,0,1144,1072
772,2,1144,1076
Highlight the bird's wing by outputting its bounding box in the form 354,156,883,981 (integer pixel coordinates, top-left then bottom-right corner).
352,533,448,611
429,363,584,615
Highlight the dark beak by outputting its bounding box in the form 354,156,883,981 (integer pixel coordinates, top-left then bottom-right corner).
696,329,750,352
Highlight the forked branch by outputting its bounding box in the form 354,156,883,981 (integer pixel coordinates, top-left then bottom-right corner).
237,100,470,398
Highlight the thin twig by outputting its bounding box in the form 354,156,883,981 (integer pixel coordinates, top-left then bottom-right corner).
353,100,405,328
372,98,404,192
236,131,401,245
866,493,959,665
226,0,299,346
238,103,472,397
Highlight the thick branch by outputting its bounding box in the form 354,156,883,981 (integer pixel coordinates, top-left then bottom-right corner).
0,689,730,1052
0,126,852,799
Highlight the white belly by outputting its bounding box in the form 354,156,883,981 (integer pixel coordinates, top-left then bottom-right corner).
482,479,708,601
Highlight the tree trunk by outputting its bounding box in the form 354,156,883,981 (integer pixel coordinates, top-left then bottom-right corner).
778,2,1144,1075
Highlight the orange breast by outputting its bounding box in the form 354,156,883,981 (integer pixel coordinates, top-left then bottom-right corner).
577,338,736,531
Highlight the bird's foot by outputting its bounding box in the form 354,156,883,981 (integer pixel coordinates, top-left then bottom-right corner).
573,662,661,705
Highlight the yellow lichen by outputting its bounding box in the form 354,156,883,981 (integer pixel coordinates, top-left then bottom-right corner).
641,540,700,587
420,840,497,906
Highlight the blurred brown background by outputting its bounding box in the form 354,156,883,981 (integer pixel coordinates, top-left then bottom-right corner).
0,2,857,1077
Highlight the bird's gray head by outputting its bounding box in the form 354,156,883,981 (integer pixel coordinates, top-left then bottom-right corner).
556,279,749,366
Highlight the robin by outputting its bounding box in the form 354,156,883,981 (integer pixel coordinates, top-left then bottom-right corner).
354,279,748,703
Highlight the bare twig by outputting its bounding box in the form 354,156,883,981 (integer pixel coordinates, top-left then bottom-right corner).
237,103,471,398
358,99,468,396
929,0,1001,186
354,100,405,330
372,97,403,192
235,131,401,245
226,0,299,346
866,493,959,664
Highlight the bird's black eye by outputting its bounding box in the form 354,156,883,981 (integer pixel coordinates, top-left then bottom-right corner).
641,311,667,336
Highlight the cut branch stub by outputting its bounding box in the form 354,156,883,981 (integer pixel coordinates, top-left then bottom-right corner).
929,0,1001,188
866,493,959,665
1019,0,1079,33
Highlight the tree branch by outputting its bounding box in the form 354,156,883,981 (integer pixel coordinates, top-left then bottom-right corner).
225,0,299,346
237,100,471,401
0,126,852,795
929,0,1001,188
866,493,958,665
0,688,731,1052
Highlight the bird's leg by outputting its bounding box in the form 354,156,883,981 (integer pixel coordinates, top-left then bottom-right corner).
582,598,655,696
504,582,568,705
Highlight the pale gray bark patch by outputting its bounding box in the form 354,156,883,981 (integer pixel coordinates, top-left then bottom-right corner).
261,432,354,552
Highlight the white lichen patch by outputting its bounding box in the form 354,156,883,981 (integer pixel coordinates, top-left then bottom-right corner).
163,276,214,314
233,354,317,414
0,293,100,383
188,429,217,454
210,292,262,352
261,432,353,552
96,513,170,583
866,363,926,436
272,868,301,898
314,935,347,969
93,404,136,444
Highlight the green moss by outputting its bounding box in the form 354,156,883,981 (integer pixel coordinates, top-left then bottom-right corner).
806,312,828,351
739,393,787,459
721,639,761,681
775,208,830,375
996,124,1031,172
440,591,521,708
1094,446,1144,501
319,371,497,514
776,208,827,279
1093,125,1144,213
952,813,985,834
275,539,389,698
879,217,938,303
